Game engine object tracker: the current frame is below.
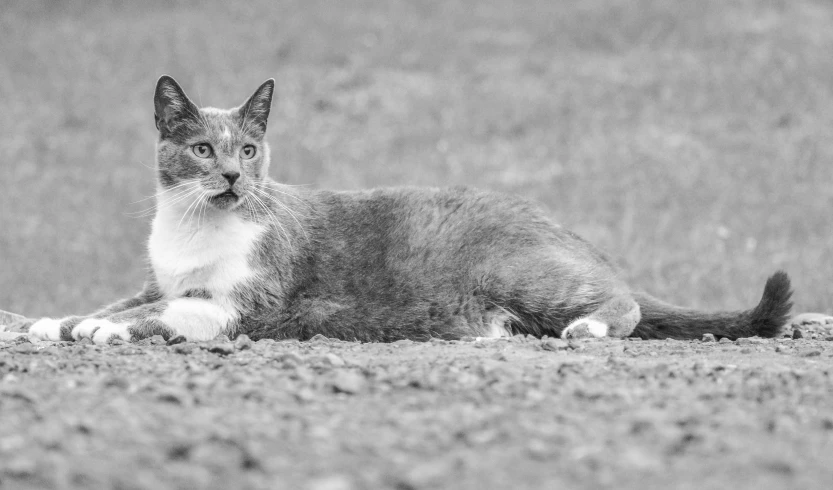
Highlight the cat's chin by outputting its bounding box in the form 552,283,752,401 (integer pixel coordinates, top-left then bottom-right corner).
208,190,242,210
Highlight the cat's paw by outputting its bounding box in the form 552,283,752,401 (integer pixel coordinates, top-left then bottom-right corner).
29,318,64,341
561,318,609,340
72,318,132,344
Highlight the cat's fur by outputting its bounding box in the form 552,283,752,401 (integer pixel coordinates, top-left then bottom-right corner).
29,77,793,344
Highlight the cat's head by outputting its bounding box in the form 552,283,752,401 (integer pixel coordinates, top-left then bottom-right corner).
153,76,274,211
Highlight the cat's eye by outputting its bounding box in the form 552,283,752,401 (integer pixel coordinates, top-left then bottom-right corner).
240,145,257,160
192,144,213,158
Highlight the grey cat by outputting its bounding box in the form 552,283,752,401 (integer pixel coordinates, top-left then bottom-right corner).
28,77,793,344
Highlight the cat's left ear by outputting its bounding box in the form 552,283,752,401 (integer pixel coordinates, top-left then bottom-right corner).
154,75,201,139
237,79,275,137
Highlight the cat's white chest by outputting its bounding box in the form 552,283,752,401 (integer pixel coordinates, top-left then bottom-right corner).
148,207,264,300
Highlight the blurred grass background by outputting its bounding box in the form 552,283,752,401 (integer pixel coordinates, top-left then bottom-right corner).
1,0,831,318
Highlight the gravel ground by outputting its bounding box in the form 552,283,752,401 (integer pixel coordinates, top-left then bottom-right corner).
1,318,832,490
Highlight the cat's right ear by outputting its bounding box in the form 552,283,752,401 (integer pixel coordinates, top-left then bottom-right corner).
237,79,275,137
154,75,200,138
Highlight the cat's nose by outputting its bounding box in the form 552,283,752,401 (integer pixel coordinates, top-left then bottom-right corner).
222,171,240,186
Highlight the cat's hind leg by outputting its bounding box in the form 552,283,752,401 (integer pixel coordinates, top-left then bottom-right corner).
561,294,640,339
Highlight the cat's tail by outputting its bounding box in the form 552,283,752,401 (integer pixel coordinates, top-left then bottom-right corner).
630,271,793,340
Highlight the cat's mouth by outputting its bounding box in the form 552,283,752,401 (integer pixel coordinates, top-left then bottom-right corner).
208,190,240,208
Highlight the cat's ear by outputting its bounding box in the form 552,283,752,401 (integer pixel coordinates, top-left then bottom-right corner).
154,75,200,138
237,79,275,137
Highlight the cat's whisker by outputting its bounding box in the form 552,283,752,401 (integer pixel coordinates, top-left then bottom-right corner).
130,180,197,205
188,191,209,231
138,185,202,215
198,191,211,228
250,187,309,242
127,186,202,218
249,191,292,251
257,180,314,200
190,192,206,231
177,190,206,232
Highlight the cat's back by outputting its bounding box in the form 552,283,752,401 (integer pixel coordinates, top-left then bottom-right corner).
314,185,555,236
304,185,593,261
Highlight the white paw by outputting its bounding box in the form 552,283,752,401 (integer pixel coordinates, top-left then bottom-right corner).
28,317,64,341
561,318,609,339
72,318,132,344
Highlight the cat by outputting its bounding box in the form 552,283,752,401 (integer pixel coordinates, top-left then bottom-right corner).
28,76,793,344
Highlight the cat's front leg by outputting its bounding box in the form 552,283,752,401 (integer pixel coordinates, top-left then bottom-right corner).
28,286,159,341
72,297,238,345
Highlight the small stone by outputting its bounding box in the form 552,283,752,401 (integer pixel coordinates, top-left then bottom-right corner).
719,337,732,344
542,338,569,351
167,335,187,346
331,370,366,394
234,334,253,351
156,389,188,405
800,349,822,357
12,343,36,354
825,336,833,342
78,337,93,345
736,337,767,345
792,329,803,340
173,343,196,355
321,353,345,367
294,387,317,403
110,338,126,346
275,352,304,367
5,456,36,477
150,335,166,345
491,351,509,361
207,342,235,356
526,439,552,460
702,333,716,342
309,334,329,343
306,474,355,490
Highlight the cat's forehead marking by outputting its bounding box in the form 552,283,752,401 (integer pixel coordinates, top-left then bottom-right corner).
199,107,238,153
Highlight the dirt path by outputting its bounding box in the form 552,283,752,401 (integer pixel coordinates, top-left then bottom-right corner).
1,324,832,490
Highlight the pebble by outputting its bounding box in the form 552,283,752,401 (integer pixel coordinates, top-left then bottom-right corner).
321,353,345,367
736,337,767,345
213,334,231,342
719,337,732,344
12,343,36,354
167,335,187,346
331,370,366,394
150,335,166,345
309,334,330,343
275,352,305,367
234,334,253,351
4,456,36,477
306,474,355,490
173,343,197,355
792,329,803,340
542,338,569,351
207,343,235,356
156,389,188,405
702,333,716,342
